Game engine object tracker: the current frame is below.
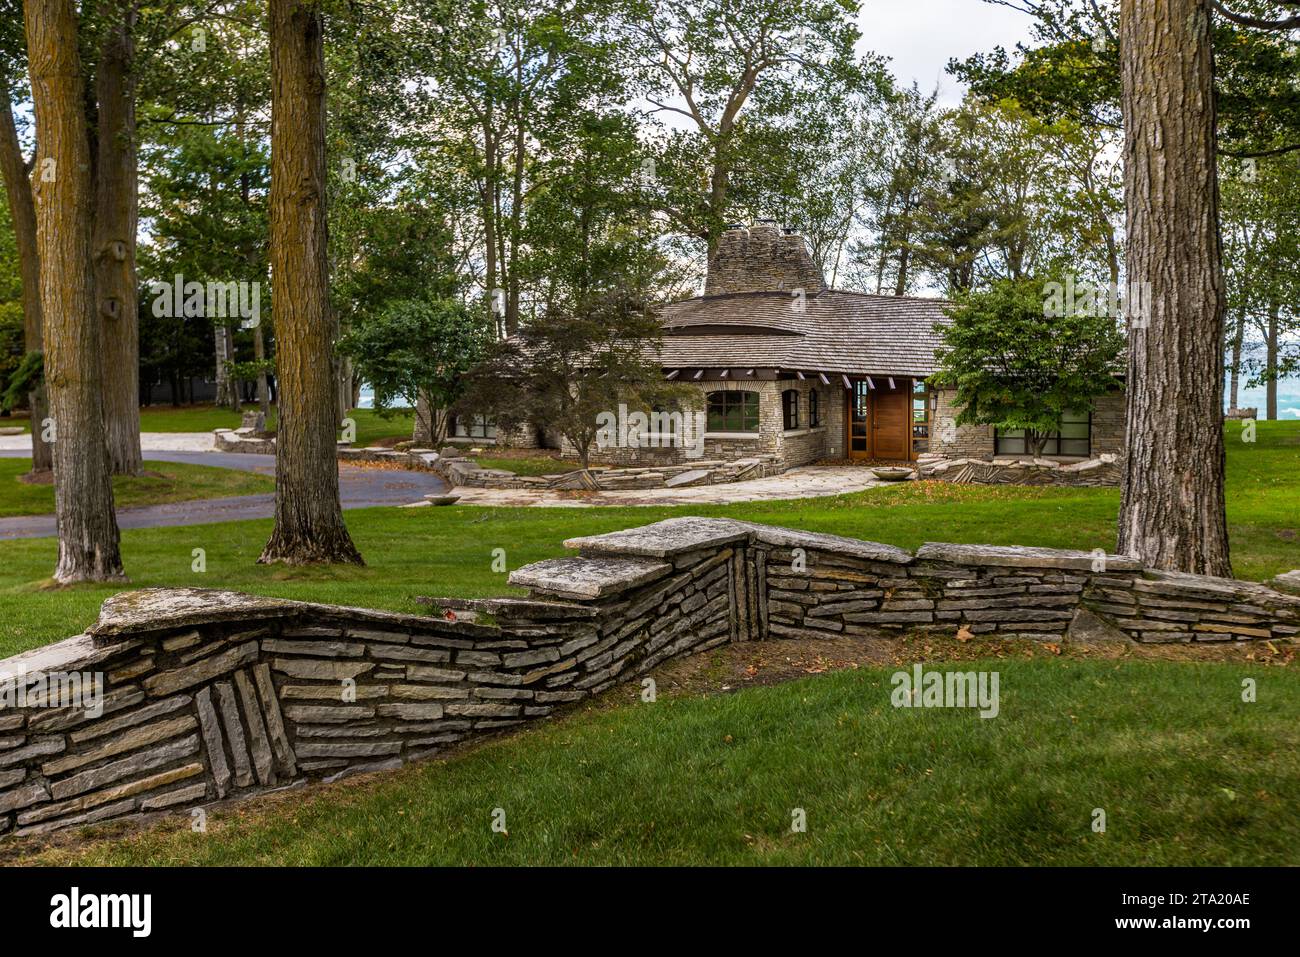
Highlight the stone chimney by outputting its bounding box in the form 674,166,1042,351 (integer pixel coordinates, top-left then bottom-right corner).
704,220,826,297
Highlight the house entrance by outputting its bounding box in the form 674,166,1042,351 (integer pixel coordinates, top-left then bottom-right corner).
846,379,911,461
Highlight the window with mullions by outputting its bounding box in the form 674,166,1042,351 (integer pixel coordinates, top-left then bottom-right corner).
808,389,820,427
994,409,1091,456
782,389,800,430
453,414,497,440
707,390,760,432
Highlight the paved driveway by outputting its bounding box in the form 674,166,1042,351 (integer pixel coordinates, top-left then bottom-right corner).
0,447,448,539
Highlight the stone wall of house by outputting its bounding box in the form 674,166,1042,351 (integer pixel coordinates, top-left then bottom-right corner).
932,388,995,459
5,517,1295,838
571,378,833,468
704,223,826,297
1091,390,1126,455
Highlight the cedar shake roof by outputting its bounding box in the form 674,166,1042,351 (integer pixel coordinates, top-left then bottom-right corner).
653,289,953,378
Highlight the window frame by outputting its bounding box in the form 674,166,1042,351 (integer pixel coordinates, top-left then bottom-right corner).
782,389,800,431
706,390,760,433
808,389,820,428
994,409,1091,457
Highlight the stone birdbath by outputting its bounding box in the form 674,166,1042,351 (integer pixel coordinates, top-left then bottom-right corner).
871,466,914,482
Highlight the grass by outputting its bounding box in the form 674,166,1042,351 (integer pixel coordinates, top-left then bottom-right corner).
2,405,417,447
470,452,570,476
20,658,1299,866
0,421,1295,660
138,404,415,447
0,458,273,519
1,423,1296,867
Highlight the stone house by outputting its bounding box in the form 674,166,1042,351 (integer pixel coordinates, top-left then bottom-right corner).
448,220,1126,468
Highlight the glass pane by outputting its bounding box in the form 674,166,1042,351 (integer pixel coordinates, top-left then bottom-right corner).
1060,421,1090,438
1061,438,1090,456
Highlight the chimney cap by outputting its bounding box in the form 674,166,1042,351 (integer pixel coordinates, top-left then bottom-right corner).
724,222,745,230
782,227,797,235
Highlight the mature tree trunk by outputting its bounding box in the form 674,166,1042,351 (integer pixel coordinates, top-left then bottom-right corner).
0,98,53,473
1228,304,1245,410
1117,0,1231,577
93,0,142,474
1264,303,1279,421
24,0,125,583
253,320,270,416
260,0,362,566
213,323,240,410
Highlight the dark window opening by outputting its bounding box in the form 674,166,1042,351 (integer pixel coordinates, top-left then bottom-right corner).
706,390,760,433
995,409,1091,456
782,389,800,430
809,389,820,427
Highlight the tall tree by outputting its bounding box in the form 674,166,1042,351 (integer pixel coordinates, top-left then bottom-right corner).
0,96,52,472
259,0,362,565
93,0,142,473
625,0,874,254
23,0,125,582
1116,0,1232,576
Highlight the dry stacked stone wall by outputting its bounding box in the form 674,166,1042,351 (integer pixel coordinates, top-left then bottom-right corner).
3,518,1297,838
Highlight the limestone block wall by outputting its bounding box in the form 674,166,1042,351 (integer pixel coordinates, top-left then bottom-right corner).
1090,390,1126,456
932,388,995,459
3,518,1297,838
576,378,833,468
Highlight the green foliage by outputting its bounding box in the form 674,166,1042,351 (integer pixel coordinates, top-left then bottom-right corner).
339,299,492,442
464,287,682,466
0,349,41,412
933,277,1125,451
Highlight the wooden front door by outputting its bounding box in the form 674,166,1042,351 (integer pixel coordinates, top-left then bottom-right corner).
871,387,910,460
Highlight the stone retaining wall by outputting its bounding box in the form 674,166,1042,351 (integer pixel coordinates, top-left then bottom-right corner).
3,518,1297,838
918,454,1123,487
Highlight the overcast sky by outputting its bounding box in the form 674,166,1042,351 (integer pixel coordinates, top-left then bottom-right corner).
857,0,1037,105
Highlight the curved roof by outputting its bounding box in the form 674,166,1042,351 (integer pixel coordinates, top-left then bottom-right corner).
655,289,953,378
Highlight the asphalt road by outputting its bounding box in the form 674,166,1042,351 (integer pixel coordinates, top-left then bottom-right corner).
0,450,448,540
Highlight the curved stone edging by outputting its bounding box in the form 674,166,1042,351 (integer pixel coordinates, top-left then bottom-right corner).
2,517,1297,838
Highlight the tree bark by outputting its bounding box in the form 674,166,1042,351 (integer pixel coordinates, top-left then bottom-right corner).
1228,304,1245,410
24,0,125,583
1265,302,1279,421
253,320,270,416
1117,0,1232,577
93,0,142,474
260,0,362,566
0,98,53,472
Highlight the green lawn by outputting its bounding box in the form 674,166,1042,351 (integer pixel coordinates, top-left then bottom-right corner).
0,421,1295,660
132,404,416,447
470,453,570,475
22,658,1299,866
0,458,273,519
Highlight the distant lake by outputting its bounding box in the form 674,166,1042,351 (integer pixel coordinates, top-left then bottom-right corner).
356,386,412,410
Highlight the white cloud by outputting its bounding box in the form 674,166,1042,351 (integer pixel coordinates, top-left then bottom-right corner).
857,0,1037,105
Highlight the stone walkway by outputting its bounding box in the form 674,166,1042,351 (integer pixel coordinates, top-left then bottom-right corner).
410,466,890,508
